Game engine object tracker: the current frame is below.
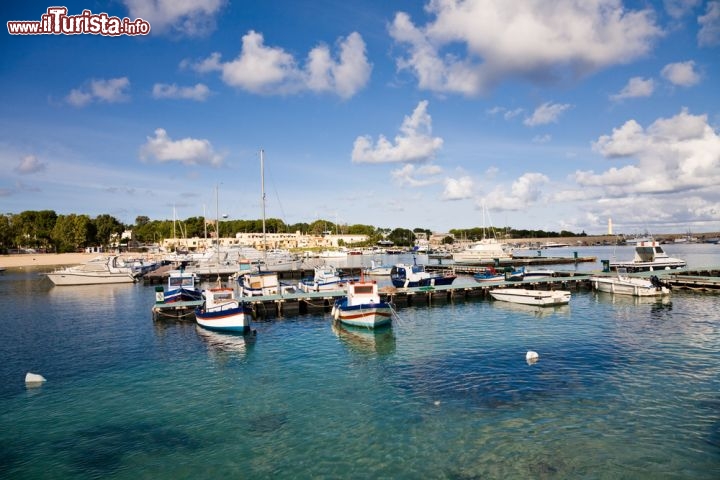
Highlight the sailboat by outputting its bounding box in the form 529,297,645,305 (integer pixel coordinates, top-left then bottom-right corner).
238,149,294,296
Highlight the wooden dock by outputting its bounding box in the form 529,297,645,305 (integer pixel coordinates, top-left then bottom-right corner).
150,265,720,322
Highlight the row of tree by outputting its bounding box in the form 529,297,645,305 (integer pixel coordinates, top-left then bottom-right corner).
0,210,585,254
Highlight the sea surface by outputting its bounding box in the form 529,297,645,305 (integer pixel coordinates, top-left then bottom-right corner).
1,244,719,479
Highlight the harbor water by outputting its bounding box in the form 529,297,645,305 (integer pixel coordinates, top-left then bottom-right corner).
1,244,719,478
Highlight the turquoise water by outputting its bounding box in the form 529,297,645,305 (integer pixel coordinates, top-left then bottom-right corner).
1,246,719,478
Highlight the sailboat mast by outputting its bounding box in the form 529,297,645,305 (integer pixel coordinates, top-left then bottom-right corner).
260,149,267,263
215,184,219,249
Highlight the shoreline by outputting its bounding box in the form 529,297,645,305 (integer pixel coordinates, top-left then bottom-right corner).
0,253,100,269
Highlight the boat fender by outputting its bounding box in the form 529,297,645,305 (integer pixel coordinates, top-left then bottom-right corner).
333,307,339,320
526,351,539,365
25,372,47,385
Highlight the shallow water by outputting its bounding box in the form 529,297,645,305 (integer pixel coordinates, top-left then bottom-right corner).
1,246,719,478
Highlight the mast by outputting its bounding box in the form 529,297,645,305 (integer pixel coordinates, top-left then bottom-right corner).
260,149,267,265
215,184,219,250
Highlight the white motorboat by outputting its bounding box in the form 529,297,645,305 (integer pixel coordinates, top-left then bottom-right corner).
46,256,138,285
490,288,571,306
610,239,686,272
590,269,671,297
452,238,513,264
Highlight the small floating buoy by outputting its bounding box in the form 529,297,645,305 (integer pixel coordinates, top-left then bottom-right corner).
526,351,539,365
25,372,47,386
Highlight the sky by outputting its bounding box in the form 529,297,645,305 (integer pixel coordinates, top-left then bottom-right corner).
1,0,720,235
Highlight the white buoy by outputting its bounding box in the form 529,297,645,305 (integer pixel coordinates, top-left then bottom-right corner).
25,372,47,385
526,351,539,365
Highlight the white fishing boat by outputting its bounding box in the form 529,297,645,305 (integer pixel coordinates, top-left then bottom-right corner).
332,279,392,328
195,287,253,333
364,259,393,276
298,264,347,292
590,269,671,297
490,288,572,306
46,255,138,285
609,239,686,272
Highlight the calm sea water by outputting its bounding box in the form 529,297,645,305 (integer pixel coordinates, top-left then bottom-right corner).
1,245,719,479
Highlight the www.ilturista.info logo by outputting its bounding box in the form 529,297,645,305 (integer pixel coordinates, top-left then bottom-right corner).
7,7,151,36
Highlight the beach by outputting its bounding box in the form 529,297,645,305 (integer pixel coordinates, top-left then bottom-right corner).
0,253,99,269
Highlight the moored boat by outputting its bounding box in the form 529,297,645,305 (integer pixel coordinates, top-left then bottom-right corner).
332,279,392,329
298,264,348,292
195,287,253,333
159,269,202,303
609,239,686,272
46,255,138,286
390,262,456,288
590,269,671,297
490,288,571,306
452,238,513,264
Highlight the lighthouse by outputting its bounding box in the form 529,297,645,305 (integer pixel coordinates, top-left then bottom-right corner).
608,218,613,235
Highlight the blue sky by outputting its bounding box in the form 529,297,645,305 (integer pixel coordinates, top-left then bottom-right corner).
2,0,719,235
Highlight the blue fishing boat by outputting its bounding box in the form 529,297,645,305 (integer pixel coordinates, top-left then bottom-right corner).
160,269,202,303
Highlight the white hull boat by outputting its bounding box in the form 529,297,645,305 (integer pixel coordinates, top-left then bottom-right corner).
332,279,392,329
590,270,671,297
453,238,512,264
195,287,253,333
46,256,138,285
490,288,571,306
610,239,686,272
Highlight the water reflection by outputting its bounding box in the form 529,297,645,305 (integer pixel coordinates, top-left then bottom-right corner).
489,299,571,318
195,326,255,361
332,321,396,356
592,291,673,307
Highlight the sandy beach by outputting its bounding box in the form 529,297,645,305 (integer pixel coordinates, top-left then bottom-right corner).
0,253,100,269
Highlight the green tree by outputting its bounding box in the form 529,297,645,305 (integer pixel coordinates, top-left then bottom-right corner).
388,228,415,247
94,214,124,248
52,214,92,252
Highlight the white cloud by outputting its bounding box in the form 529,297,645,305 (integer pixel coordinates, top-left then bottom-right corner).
698,1,720,47
390,164,443,187
524,102,571,126
190,31,371,98
14,155,46,174
663,0,702,19
661,61,701,86
352,100,443,164
123,0,225,36
582,108,720,195
441,176,474,200
140,128,223,166
482,172,550,211
389,0,662,95
532,134,552,143
610,77,655,101
152,83,211,101
66,77,130,107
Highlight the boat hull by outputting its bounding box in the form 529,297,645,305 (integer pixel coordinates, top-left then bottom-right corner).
46,272,136,286
490,288,571,306
195,305,253,333
590,277,670,296
332,301,392,329
390,276,456,288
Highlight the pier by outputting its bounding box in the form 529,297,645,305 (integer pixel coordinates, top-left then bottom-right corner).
150,265,720,322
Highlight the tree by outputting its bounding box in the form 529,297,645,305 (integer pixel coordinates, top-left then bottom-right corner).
388,228,415,247
94,214,124,248
52,214,92,252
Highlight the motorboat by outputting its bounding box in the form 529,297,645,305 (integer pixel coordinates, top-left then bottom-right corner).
195,287,253,333
332,279,392,329
590,269,671,297
364,259,393,276
46,255,138,285
298,265,348,292
473,266,505,282
490,288,571,306
390,263,456,288
452,238,513,264
609,240,686,272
